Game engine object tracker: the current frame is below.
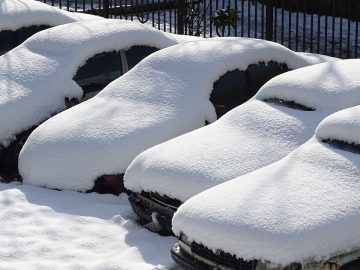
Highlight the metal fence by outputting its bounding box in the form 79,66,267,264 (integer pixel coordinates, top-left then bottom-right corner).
39,0,360,58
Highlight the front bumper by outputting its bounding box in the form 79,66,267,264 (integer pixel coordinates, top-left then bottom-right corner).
128,192,181,235
172,237,360,270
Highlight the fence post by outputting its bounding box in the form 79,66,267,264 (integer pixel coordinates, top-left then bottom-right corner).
177,0,185,34
103,0,110,18
265,0,273,40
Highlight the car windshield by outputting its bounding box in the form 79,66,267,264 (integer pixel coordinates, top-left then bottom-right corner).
211,62,290,118
264,98,315,111
322,139,360,154
0,25,50,55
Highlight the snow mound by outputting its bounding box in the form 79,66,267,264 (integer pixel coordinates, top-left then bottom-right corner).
0,19,194,147
316,105,360,146
124,59,360,202
0,182,176,269
19,38,334,192
0,0,99,31
173,107,360,264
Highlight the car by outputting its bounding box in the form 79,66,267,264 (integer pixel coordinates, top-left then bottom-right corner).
18,37,334,195
0,18,197,179
171,104,360,270
0,0,99,55
124,59,360,235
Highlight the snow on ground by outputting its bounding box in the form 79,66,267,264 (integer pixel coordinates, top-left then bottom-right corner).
172,105,360,265
0,19,195,148
124,59,360,203
19,38,334,192
0,0,99,31
0,182,176,270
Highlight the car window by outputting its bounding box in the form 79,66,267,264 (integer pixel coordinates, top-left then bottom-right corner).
73,51,123,100
263,98,315,111
322,139,360,154
125,45,158,70
0,25,50,56
340,259,360,270
210,62,290,118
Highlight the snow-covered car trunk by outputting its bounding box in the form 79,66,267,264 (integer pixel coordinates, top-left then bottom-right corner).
0,0,99,55
19,38,335,195
0,19,196,178
124,59,360,235
171,105,360,270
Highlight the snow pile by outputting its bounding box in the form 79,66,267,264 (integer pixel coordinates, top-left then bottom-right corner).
172,106,360,265
124,59,360,202
0,0,99,31
0,19,196,147
316,105,360,146
0,182,176,269
19,38,334,192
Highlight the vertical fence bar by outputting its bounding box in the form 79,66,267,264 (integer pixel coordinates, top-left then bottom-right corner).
247,0,250,37
281,0,284,44
254,0,258,38
310,8,313,52
203,0,206,37
295,0,299,51
234,0,237,37
261,0,264,39
163,0,167,32
273,1,277,42
177,0,185,34
324,2,328,55
356,0,359,58
302,0,306,51
331,0,335,56
347,0,351,58
317,7,320,54
265,0,273,41
241,0,244,36
339,1,343,58
209,0,213,37
169,0,172,33
75,0,78,11
288,3,291,49
103,0,109,17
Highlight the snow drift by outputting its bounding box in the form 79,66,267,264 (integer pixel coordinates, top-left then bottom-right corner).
172,105,360,265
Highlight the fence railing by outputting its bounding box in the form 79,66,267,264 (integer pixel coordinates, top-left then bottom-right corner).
38,0,360,59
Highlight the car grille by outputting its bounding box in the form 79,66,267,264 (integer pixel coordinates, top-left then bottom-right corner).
190,241,257,270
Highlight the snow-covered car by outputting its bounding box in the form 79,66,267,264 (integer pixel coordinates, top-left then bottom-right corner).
18,38,335,194
124,59,360,235
0,0,99,55
0,19,196,175
171,105,360,270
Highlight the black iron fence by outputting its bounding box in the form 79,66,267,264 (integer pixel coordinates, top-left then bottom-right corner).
39,0,360,58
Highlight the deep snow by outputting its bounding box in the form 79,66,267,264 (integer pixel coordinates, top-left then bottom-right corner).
172,105,360,265
124,59,360,203
0,182,177,270
19,38,334,192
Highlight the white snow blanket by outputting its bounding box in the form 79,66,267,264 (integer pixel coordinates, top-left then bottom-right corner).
19,38,334,192
0,0,99,31
172,105,360,265
0,19,196,147
0,182,176,269
124,59,360,202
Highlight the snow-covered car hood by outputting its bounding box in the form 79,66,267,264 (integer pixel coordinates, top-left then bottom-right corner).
124,59,360,202
19,38,334,192
0,0,99,31
172,105,360,265
0,19,196,147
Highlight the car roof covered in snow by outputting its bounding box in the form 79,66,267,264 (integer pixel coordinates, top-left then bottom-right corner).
19,37,335,192
0,0,99,31
0,19,197,147
124,59,360,202
172,105,360,265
